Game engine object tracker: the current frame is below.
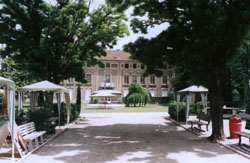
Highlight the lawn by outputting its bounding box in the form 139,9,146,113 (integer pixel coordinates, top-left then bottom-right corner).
81,103,168,113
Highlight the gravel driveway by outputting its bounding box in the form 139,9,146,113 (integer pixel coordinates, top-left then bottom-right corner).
19,112,250,163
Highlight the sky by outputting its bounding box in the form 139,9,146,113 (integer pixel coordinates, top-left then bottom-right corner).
45,0,168,50
91,0,168,50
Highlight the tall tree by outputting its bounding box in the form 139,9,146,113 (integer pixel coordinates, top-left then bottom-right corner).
107,0,250,142
0,0,129,84
228,35,250,113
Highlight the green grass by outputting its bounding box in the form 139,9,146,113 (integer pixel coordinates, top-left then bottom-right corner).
81,103,168,114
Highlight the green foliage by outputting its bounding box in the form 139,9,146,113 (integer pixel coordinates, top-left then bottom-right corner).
37,92,45,107
168,101,186,122
15,109,28,125
151,97,169,104
53,103,79,125
15,102,80,134
0,0,129,84
93,99,99,104
125,83,150,107
28,108,55,134
168,92,176,102
228,42,250,112
168,100,204,122
108,0,250,141
70,104,80,122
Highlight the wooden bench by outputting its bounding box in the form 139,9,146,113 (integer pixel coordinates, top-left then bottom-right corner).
234,120,250,146
188,113,210,132
18,122,46,151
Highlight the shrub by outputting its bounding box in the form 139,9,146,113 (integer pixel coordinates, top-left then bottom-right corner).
125,83,149,107
70,104,80,122
15,109,29,125
28,108,55,134
76,84,81,113
93,99,98,104
53,103,80,125
168,101,186,121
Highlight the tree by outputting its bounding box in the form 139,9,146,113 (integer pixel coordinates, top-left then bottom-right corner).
125,82,150,107
107,0,250,142
0,56,35,87
0,0,129,84
228,35,250,113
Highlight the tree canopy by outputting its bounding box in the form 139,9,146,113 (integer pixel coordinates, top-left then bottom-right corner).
107,0,250,142
0,0,129,84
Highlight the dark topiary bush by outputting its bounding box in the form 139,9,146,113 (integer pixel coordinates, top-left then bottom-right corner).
28,108,55,134
76,84,81,113
93,99,98,104
70,104,80,122
53,103,80,125
15,109,29,125
168,101,186,121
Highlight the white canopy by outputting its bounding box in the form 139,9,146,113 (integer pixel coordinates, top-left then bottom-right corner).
18,80,71,126
0,76,15,160
178,85,208,94
177,85,208,122
19,80,69,93
90,92,117,97
0,76,15,89
93,89,122,95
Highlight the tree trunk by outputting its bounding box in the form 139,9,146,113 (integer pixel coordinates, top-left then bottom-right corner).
207,78,226,142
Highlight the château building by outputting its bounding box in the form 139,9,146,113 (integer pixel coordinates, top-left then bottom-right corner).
60,50,175,102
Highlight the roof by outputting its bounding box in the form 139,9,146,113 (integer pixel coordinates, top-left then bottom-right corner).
98,50,131,61
90,91,117,97
93,89,122,95
177,85,208,94
19,80,69,93
0,76,15,89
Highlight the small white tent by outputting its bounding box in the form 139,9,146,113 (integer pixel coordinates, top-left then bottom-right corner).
0,76,15,160
177,85,208,122
18,80,71,126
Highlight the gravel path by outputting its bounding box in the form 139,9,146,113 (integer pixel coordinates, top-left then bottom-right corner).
19,112,250,163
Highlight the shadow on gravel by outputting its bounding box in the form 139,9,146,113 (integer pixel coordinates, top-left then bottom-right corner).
229,144,250,155
23,118,248,163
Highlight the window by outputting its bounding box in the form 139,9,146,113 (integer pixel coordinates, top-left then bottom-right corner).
149,90,155,97
133,64,137,69
125,63,129,68
132,75,137,82
140,76,145,84
106,63,110,68
124,75,129,84
105,74,111,83
162,90,168,97
141,64,145,69
163,75,168,85
123,90,128,96
68,78,74,83
86,74,91,83
150,76,155,85
111,64,118,68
